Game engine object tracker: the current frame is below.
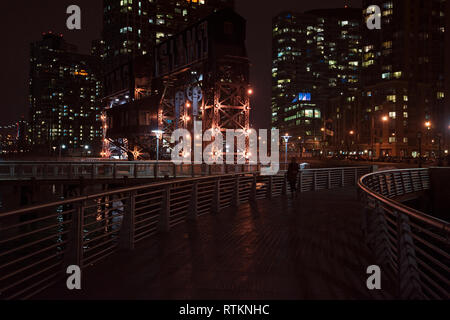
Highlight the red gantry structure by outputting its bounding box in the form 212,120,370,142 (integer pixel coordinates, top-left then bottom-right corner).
104,8,251,160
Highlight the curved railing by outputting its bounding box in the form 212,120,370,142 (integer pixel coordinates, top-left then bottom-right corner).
0,166,371,300
358,168,449,300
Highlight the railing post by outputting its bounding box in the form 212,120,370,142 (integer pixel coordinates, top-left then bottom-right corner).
396,211,423,299
158,185,171,233
9,164,15,178
113,163,117,180
232,175,240,207
282,174,287,195
250,174,257,202
40,164,46,179
32,165,38,179
173,163,177,179
212,178,221,214
187,181,198,221
365,202,394,271
354,168,358,186
328,170,332,189
119,191,136,251
266,176,273,199
313,170,317,191
134,163,138,179
63,200,83,269
341,168,345,187
299,170,303,193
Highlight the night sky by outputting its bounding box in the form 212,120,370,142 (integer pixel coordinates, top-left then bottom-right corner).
0,0,362,128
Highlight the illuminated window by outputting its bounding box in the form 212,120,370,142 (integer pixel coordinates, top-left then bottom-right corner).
304,109,314,118
387,95,396,103
382,41,392,48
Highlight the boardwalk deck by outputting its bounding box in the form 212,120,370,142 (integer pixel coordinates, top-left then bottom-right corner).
37,187,395,300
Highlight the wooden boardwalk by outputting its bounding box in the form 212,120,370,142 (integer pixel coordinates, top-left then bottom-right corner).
37,187,395,300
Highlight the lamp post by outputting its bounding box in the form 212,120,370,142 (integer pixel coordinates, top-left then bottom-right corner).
437,132,442,166
321,127,326,158
152,130,164,162
348,130,355,157
370,115,375,162
59,144,66,160
297,136,303,159
417,132,422,168
369,114,389,162
282,134,292,170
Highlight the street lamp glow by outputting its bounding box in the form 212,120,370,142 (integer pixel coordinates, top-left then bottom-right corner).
425,121,431,129
382,116,388,122
152,130,164,162
152,130,164,139
282,134,292,167
248,88,253,95
349,130,355,135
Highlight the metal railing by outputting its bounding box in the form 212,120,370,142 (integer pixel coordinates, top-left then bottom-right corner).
0,161,262,181
358,168,450,300
0,166,371,300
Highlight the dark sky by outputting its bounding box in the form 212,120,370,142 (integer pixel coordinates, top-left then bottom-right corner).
0,0,362,128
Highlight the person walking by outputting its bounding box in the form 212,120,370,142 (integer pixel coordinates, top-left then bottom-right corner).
287,157,299,198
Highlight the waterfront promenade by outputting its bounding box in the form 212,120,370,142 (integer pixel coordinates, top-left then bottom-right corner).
37,187,394,300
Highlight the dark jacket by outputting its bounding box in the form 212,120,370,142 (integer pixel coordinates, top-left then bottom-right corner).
287,162,299,181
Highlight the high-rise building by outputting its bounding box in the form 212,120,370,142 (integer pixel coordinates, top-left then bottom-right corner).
103,0,234,70
359,0,447,158
0,123,19,155
271,8,362,154
29,33,103,155
91,39,107,60
101,0,235,156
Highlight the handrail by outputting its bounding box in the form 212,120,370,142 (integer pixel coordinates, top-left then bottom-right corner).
358,168,449,300
358,169,449,232
0,160,175,164
0,173,247,218
1,166,371,217
0,166,372,300
0,161,263,181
